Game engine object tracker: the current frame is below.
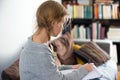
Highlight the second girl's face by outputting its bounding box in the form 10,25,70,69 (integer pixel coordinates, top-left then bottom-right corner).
51,17,65,37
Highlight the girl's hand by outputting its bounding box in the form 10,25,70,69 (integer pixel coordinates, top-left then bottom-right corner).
83,63,94,72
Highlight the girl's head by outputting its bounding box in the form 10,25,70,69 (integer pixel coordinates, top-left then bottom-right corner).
36,0,68,39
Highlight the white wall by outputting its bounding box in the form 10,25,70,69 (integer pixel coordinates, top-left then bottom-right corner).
0,0,61,78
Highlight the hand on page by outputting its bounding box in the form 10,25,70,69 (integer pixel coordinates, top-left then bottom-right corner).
83,63,94,72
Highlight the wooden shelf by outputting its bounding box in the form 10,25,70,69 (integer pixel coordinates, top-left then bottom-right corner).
71,18,92,25
72,18,120,26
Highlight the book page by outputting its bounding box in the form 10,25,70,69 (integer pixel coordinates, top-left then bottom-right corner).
60,65,103,80
82,66,102,80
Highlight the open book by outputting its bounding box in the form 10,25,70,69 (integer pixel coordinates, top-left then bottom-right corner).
61,65,103,80
82,65,102,80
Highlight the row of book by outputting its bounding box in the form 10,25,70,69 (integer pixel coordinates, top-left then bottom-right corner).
67,3,119,19
71,22,105,40
62,0,112,5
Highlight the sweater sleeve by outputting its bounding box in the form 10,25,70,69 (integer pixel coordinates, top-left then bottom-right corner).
58,65,72,71
43,51,89,80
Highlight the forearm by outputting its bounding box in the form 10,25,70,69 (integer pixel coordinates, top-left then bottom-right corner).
58,65,72,71
64,67,89,80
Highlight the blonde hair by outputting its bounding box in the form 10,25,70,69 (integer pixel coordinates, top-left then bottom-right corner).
36,0,68,40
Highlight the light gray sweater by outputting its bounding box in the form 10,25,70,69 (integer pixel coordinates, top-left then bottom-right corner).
19,37,89,80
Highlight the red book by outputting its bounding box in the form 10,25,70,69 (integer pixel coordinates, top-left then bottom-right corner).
94,3,98,19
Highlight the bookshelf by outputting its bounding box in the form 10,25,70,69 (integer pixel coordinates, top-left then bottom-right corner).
61,0,120,64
